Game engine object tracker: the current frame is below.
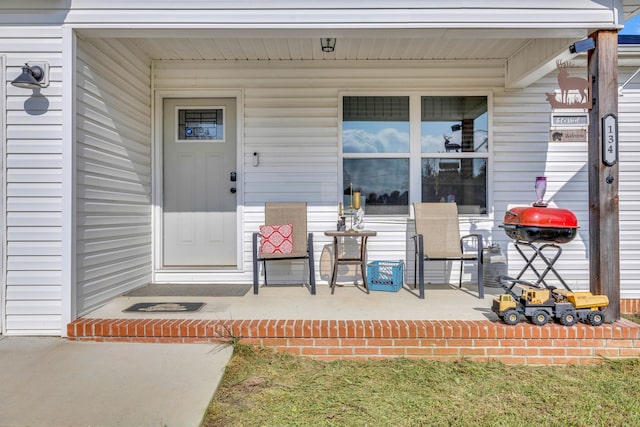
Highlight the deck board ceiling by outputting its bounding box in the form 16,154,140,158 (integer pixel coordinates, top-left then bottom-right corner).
126,36,528,61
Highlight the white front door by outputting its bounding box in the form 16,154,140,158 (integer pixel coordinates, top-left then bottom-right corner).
162,98,237,267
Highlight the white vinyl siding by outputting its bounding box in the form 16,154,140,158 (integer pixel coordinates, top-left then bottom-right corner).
154,60,501,284
153,60,640,293
618,68,640,298
75,38,153,316
3,28,63,334
492,75,590,289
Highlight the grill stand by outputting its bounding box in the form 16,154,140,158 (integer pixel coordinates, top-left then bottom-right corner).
513,241,573,291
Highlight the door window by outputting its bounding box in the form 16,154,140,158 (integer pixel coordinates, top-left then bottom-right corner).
176,107,225,142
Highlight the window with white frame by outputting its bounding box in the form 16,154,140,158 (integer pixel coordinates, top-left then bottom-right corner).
342,95,489,215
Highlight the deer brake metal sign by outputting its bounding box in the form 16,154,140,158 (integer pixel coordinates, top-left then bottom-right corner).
545,60,592,110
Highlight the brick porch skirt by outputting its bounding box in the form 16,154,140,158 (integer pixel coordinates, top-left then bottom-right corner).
68,316,640,365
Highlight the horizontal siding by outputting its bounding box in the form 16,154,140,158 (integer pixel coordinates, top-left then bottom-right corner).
153,60,640,294
75,37,153,316
155,60,502,284
492,74,592,289
2,27,64,335
618,76,640,298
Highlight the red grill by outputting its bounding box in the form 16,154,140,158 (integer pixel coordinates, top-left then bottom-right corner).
500,206,578,244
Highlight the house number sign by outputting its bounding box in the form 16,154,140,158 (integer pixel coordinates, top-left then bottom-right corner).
602,113,618,166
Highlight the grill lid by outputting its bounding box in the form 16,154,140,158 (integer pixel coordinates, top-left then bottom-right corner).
503,206,578,229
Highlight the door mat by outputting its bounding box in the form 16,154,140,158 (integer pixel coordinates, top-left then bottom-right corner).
124,283,251,297
123,302,206,313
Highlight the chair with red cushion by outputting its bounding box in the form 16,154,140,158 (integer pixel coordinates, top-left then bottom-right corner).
252,202,316,295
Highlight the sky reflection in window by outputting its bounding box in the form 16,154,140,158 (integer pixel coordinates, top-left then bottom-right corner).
342,121,410,153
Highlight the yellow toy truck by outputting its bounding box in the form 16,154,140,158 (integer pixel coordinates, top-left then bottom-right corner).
492,277,609,326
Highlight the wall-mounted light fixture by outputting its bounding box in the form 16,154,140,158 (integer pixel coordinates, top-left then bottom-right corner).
11,62,49,89
320,38,336,53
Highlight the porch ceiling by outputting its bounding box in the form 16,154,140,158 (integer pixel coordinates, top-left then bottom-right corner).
80,28,588,63
126,36,530,62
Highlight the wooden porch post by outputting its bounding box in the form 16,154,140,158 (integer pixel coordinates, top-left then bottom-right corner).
587,30,620,322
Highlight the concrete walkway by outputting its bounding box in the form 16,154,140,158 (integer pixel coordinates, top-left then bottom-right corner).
0,336,233,427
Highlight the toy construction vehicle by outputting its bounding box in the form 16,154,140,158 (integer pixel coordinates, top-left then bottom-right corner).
492,277,609,326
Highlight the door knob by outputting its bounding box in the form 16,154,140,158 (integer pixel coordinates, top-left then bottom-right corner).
230,187,237,194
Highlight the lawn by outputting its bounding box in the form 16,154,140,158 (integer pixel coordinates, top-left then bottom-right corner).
203,341,640,427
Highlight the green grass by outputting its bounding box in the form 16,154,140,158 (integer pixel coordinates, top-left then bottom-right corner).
622,312,640,324
203,343,640,427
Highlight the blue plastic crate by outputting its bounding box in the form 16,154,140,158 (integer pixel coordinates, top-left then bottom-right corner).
367,261,404,292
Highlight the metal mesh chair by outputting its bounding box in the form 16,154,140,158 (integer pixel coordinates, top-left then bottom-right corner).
252,202,316,294
412,202,483,299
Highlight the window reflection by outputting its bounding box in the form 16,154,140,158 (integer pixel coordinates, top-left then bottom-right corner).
343,121,410,153
421,158,487,214
421,96,487,154
341,95,490,216
422,120,488,154
344,159,409,215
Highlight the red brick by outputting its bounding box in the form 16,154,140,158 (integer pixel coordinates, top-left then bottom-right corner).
553,339,580,347
404,346,435,355
539,347,567,356
341,338,367,347
65,314,640,365
458,347,486,356
447,339,474,347
261,338,289,346
432,347,460,356
611,339,635,348
594,348,620,357
499,339,527,347
326,347,355,356
486,347,514,356
394,338,421,346
527,339,554,347
366,338,394,347
354,346,379,355
551,356,582,365
314,338,341,347
620,348,640,357
565,348,594,357
379,347,406,356
525,356,555,365
300,346,329,355
476,338,500,347
512,347,539,356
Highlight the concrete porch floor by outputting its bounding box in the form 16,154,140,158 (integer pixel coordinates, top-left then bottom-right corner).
84,282,501,321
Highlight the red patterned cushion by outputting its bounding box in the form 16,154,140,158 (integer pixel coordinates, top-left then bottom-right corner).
259,224,294,254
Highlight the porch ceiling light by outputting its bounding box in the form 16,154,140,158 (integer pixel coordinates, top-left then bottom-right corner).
321,38,336,53
11,62,49,89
